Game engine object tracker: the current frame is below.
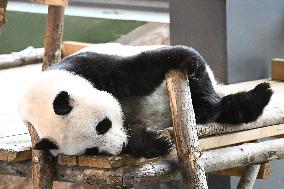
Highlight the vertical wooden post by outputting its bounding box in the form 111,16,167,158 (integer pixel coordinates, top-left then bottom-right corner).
29,3,65,189
236,164,261,189
27,123,55,189
0,0,8,30
166,70,208,189
42,5,65,70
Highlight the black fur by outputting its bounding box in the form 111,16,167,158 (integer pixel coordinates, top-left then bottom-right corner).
34,138,58,150
122,122,173,158
49,46,205,99
47,46,273,157
96,118,112,135
216,82,273,124
53,91,73,115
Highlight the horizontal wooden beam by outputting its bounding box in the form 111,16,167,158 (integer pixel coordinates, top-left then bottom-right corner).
31,0,68,7
212,162,272,179
62,41,92,57
272,58,284,81
1,138,284,188
200,123,284,150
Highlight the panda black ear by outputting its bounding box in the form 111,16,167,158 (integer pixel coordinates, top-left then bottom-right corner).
53,91,73,115
34,138,58,150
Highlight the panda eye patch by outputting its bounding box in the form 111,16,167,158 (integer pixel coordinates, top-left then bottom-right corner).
96,118,112,135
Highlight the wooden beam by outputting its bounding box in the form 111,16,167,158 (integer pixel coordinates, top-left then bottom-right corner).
32,0,68,7
199,123,284,150
236,164,261,189
166,70,208,189
0,0,7,30
62,41,92,57
212,162,272,179
27,123,55,189
42,6,65,70
272,58,284,81
1,138,284,188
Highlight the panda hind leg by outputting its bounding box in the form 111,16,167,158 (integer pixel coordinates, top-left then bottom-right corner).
216,82,273,124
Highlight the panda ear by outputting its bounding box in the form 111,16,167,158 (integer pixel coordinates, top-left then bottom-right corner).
53,91,73,115
34,138,58,150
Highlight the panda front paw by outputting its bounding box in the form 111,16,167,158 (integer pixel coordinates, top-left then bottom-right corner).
177,46,206,79
124,128,173,158
149,132,173,158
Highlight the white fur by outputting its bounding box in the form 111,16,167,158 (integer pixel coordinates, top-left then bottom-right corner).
18,70,127,156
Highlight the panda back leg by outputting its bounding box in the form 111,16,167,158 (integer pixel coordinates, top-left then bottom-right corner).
216,82,273,124
190,65,273,124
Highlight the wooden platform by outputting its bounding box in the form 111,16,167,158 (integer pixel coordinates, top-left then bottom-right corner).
0,63,284,167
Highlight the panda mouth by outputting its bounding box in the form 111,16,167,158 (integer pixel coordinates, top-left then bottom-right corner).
84,147,112,156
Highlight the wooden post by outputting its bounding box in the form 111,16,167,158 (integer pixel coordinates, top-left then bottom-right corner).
42,5,65,70
236,164,261,189
0,0,8,30
166,70,208,189
27,123,55,189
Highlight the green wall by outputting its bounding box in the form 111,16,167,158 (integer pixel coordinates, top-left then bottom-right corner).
0,11,144,54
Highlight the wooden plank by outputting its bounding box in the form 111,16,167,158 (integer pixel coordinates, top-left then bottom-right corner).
166,69,208,189
27,123,55,189
1,138,284,188
62,41,92,57
212,162,272,179
0,47,43,70
0,0,7,30
31,0,68,7
42,5,65,70
58,154,138,169
272,59,284,81
236,164,261,189
199,123,284,150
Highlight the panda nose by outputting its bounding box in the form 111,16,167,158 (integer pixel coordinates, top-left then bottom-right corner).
96,118,112,135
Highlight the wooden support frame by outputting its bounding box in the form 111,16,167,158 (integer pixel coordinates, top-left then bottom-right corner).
0,0,8,30
42,5,65,70
2,138,284,188
32,0,68,7
166,70,208,189
236,164,261,189
272,58,284,81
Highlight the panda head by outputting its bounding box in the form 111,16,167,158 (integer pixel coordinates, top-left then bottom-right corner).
18,70,127,156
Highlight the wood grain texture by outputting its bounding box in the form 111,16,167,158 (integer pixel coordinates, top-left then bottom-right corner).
212,162,272,179
199,124,284,150
1,138,284,188
272,59,284,81
0,47,43,69
0,0,7,30
42,6,65,70
32,0,68,7
27,123,55,189
166,69,208,189
236,164,261,189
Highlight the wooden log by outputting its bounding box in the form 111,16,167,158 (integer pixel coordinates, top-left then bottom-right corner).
236,164,261,189
62,41,92,57
42,6,65,70
1,139,284,188
212,162,272,179
164,124,284,150
0,0,7,30
166,69,208,189
272,58,284,81
31,0,68,7
0,47,44,69
27,123,55,189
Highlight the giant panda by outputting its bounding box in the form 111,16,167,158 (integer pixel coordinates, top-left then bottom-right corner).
18,43,273,158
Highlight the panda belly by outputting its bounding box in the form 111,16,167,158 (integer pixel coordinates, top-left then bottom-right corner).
121,81,172,130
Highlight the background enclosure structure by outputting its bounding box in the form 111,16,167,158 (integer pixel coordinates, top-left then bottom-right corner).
170,0,284,84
